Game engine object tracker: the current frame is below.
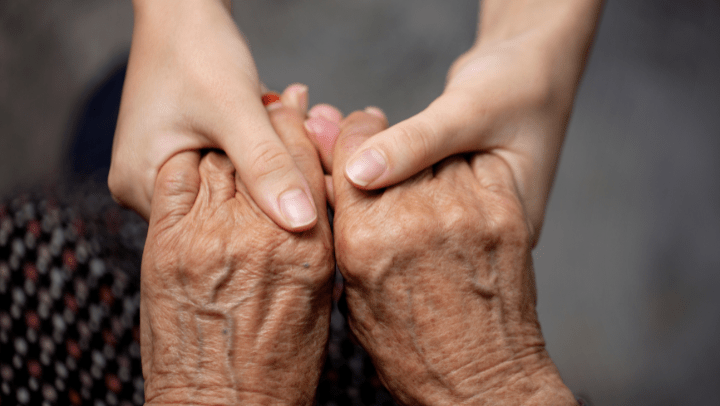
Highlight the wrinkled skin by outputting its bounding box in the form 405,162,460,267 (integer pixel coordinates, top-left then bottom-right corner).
326,111,576,406
139,95,333,405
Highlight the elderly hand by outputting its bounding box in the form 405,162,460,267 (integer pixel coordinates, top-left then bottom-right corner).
314,110,576,405
110,0,318,231
139,87,333,405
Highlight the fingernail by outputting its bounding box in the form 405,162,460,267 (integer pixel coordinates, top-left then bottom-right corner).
345,149,387,187
285,84,309,113
364,106,386,119
305,118,338,156
261,92,280,107
309,104,342,124
279,188,317,228
303,118,323,135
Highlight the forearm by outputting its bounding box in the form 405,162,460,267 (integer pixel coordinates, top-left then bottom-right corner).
131,0,236,40
476,0,603,62
133,0,231,18
466,353,577,406
444,0,603,241
473,0,604,103
141,266,330,406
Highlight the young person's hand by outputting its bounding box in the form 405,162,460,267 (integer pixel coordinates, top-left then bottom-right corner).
338,0,603,244
110,0,318,231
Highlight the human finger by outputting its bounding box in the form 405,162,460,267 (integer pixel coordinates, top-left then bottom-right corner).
303,105,387,175
197,150,237,208
304,104,344,173
220,88,318,231
256,85,327,219
308,103,343,124
149,150,202,229
332,111,389,210
342,92,489,190
304,117,341,173
281,83,309,116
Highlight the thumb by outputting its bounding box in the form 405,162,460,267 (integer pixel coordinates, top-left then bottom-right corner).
220,86,319,232
332,110,389,210
149,150,202,229
343,92,488,190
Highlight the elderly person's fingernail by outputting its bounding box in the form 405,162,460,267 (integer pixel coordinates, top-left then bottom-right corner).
303,118,323,135
279,188,317,228
285,84,309,114
346,149,387,187
308,104,343,124
364,106,386,120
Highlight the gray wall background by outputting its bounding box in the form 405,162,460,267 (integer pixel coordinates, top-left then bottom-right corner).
1,0,719,404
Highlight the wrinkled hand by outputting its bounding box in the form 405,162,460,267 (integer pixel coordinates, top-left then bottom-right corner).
139,88,333,405
313,110,575,406
110,0,318,231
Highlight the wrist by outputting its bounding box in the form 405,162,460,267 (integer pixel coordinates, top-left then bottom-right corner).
476,0,602,50
132,0,232,25
381,340,575,406
145,389,303,406
467,348,575,406
473,0,602,94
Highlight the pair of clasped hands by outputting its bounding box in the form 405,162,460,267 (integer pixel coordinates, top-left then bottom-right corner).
112,1,600,405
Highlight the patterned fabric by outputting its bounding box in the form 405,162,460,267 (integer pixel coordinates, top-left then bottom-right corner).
0,188,393,406
1,189,588,406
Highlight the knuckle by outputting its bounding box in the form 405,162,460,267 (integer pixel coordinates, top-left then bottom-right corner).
262,228,334,288
157,166,196,200
390,119,436,165
293,243,334,286
437,198,470,236
433,186,529,253
479,198,530,251
344,110,369,125
336,218,384,283
247,140,295,183
342,111,385,136
269,105,302,123
336,201,434,286
202,151,233,173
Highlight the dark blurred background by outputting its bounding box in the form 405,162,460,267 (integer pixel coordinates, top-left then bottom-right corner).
1,0,719,404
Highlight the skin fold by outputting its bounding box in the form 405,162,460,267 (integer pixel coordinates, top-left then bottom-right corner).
140,88,333,405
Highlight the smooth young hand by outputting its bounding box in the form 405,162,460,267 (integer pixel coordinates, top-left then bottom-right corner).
338,0,603,244
109,0,318,231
